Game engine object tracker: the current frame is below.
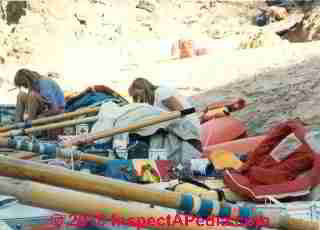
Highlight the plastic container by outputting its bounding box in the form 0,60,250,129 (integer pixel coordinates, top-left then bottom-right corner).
178,39,194,58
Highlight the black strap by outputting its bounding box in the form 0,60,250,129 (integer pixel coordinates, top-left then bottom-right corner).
178,177,237,203
180,108,196,117
180,177,211,190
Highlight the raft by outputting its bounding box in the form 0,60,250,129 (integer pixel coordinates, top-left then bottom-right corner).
203,135,266,156
201,117,247,148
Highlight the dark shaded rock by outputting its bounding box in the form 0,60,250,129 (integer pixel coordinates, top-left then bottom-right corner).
5,1,27,25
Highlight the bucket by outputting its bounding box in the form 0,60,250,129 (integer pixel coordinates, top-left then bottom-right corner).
178,39,194,58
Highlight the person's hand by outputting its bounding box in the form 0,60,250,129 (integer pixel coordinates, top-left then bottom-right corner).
268,6,288,20
23,113,29,121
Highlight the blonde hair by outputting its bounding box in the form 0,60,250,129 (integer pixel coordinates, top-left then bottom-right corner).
14,68,43,92
128,78,157,105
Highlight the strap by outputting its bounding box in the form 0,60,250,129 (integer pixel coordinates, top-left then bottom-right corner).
179,177,211,190
178,177,237,204
181,108,196,117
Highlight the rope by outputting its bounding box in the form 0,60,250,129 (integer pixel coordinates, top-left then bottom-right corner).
57,148,84,170
71,149,74,171
78,150,82,162
267,196,284,207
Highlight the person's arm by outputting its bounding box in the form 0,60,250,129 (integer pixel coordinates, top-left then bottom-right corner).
161,96,185,111
38,107,61,117
38,80,64,117
199,107,229,124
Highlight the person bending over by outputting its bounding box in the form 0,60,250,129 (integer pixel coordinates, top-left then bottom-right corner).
128,78,226,124
129,77,204,152
14,68,65,122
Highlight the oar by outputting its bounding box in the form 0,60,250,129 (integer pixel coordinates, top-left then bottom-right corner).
1,106,236,164
0,155,318,230
0,107,99,133
0,116,98,137
0,97,245,134
61,107,200,148
206,99,246,113
0,150,38,160
1,105,241,164
0,102,235,137
0,176,238,230
0,108,219,138
0,138,112,164
0,154,236,217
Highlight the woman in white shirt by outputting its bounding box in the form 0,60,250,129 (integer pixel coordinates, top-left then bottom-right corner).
129,77,203,153
128,78,201,126
128,78,229,123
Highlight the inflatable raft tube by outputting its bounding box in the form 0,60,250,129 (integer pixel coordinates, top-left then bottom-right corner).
203,135,266,156
200,117,248,148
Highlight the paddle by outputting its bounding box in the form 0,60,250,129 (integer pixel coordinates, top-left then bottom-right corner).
0,116,98,137
0,97,245,134
0,176,235,230
0,137,113,164
1,106,197,138
0,104,240,164
0,154,220,216
61,98,246,148
0,150,38,160
0,107,99,133
61,107,200,148
0,157,317,230
0,100,245,165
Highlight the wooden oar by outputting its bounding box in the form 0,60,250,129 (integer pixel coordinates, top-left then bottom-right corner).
61,107,199,148
278,215,319,230
0,104,242,165
0,137,112,164
0,176,238,230
0,101,236,138
0,154,228,217
0,107,99,133
0,138,118,165
206,98,246,113
0,97,244,134
0,158,317,230
0,116,98,137
0,106,237,164
0,150,38,159
56,148,113,164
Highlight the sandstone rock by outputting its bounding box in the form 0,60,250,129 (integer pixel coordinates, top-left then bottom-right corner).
136,0,158,13
302,6,320,41
238,29,286,49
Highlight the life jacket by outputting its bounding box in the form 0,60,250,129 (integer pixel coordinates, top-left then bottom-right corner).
223,119,320,202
